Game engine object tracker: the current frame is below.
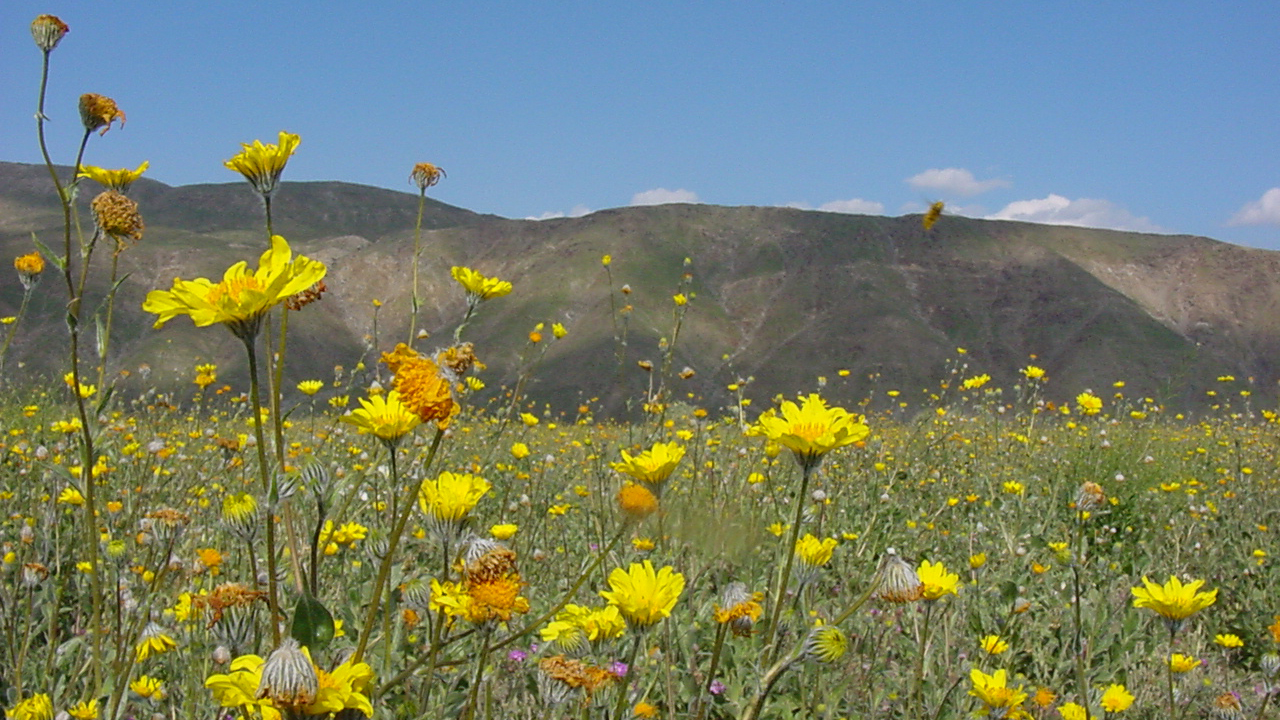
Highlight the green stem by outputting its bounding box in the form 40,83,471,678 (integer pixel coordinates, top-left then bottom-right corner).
409,189,425,344
352,428,446,663
762,460,815,664
244,334,282,645
913,602,934,717
612,633,644,720
0,288,34,376
692,623,728,720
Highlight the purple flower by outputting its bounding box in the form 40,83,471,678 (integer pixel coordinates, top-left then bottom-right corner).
610,661,629,678
508,649,527,662
709,680,726,695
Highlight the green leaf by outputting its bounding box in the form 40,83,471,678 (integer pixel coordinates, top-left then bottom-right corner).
291,593,335,649
30,232,67,271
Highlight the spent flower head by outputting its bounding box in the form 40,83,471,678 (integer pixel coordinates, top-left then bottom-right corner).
30,15,69,52
79,93,125,135
410,162,446,190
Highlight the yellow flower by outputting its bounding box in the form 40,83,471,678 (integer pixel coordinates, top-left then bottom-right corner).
918,559,959,600
1057,702,1088,720
224,131,300,197
418,472,490,522
1168,653,1199,673
380,343,458,428
136,628,178,661
804,625,848,663
673,293,688,306
632,537,655,551
969,553,987,569
1022,365,1046,380
794,534,837,567
611,442,686,487
1099,683,1134,713
713,583,764,636
962,374,991,390
14,252,45,282
340,391,421,443
130,675,165,700
1215,633,1244,648
7,694,53,720
410,162,445,190
633,701,660,718
67,699,98,720
451,266,512,302
78,161,149,192
923,201,944,230
296,380,324,396
600,560,685,627
143,235,327,341
968,668,1028,717
205,646,373,718
552,322,568,338
751,394,869,469
490,523,518,540
520,413,540,427
1076,392,1103,415
510,442,531,459
979,634,1009,655
617,483,660,520
57,487,85,505
1131,575,1217,622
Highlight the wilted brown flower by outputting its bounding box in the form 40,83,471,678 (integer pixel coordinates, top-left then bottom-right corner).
30,15,69,52
410,163,446,191
436,342,483,379
284,280,327,311
79,94,125,135
256,638,318,709
876,550,923,603
91,191,144,242
1076,481,1105,511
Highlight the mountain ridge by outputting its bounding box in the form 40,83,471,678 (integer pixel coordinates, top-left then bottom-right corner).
1,161,1274,416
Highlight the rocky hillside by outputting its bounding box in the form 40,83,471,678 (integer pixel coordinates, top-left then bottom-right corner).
3,161,1277,416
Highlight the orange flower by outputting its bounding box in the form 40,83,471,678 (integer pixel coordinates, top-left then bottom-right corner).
380,343,457,428
79,93,125,135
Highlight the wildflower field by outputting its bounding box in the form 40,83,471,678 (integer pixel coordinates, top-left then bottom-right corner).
6,13,1280,720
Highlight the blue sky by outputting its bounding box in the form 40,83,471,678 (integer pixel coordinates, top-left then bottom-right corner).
6,1,1280,248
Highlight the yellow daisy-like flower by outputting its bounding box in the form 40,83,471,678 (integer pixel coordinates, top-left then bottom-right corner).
794,534,837,567
611,442,686,487
1168,653,1199,673
1215,633,1244,648
14,252,45,281
135,629,178,661
380,343,457,428
340,391,421,444
752,394,869,470
968,668,1029,718
130,675,165,700
205,646,373,719
1022,365,1046,380
224,131,300,197
713,583,764,637
57,486,85,505
979,634,1009,655
1076,392,1103,415
1099,683,1134,713
1131,575,1217,623
143,235,327,341
918,559,960,600
296,380,324,396
67,699,98,720
451,266,512,302
490,523,518,540
418,472,491,522
1057,702,1088,720
6,694,53,720
78,161,149,192
599,560,685,627
617,482,660,520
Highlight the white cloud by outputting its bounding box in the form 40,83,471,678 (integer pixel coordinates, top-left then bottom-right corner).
526,204,592,221
907,167,1010,197
630,188,700,206
986,194,1164,232
784,198,885,215
1228,188,1280,226
818,198,885,215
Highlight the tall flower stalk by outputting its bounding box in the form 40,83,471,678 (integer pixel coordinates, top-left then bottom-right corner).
408,163,445,345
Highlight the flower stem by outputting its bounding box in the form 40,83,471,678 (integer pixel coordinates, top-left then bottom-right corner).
408,189,426,344
352,427,446,663
763,460,814,664
244,334,281,645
